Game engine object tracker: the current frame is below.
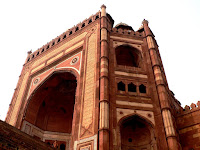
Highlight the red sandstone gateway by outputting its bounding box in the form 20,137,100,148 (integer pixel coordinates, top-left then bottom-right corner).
2,5,198,150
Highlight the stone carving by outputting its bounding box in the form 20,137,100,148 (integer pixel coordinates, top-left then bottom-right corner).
70,56,79,65
81,27,97,137
33,77,40,85
184,105,190,111
190,103,196,109
80,146,90,150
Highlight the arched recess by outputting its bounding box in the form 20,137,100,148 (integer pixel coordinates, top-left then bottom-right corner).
21,70,79,149
118,114,157,150
115,45,142,68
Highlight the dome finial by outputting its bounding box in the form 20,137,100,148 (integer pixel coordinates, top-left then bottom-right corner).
142,19,149,25
101,4,106,17
101,4,106,9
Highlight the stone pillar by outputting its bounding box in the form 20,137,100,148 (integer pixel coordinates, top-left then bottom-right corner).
142,20,179,150
99,4,109,150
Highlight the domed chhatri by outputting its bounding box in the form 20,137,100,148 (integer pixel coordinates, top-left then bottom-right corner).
115,22,134,31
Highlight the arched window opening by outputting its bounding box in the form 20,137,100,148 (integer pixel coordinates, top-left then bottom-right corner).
69,31,72,35
27,58,30,62
57,38,61,43
118,81,125,91
139,84,146,93
36,52,40,56
75,27,79,32
41,48,44,53
32,55,34,58
60,144,66,150
128,83,136,92
82,23,85,28
120,116,155,150
52,42,55,46
95,15,99,20
46,45,49,49
88,19,92,24
115,45,142,68
63,35,66,39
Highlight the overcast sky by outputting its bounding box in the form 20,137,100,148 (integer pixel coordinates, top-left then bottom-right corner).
0,0,200,121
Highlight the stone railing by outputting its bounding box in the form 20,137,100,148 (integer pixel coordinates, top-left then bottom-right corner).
111,27,144,37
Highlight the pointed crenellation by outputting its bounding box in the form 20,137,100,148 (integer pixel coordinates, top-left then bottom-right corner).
27,50,32,55
177,101,200,115
25,11,101,64
184,105,190,111
191,103,196,109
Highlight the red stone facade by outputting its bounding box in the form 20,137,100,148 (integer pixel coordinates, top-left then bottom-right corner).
0,120,54,149
3,5,200,150
176,102,200,150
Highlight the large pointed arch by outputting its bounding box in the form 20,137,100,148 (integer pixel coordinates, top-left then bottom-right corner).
118,113,155,128
21,69,80,149
23,68,79,119
117,114,157,150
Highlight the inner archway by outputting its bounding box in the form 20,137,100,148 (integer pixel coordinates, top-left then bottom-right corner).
22,71,77,149
115,45,142,68
120,115,156,150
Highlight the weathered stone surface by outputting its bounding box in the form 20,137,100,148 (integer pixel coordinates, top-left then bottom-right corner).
3,5,200,150
0,120,54,150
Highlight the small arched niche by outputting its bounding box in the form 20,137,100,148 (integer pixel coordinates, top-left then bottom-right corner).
118,81,126,91
128,83,136,92
120,115,156,150
139,84,146,94
115,45,142,68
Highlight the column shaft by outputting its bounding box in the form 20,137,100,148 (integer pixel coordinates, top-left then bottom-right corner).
99,5,109,150
143,20,179,150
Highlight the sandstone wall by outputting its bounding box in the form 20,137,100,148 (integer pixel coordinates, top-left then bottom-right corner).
176,102,200,150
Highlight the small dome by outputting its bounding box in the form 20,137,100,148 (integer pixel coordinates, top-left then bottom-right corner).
137,24,144,32
115,22,134,31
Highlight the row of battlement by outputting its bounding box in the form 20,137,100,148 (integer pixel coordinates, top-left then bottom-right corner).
111,28,144,37
26,12,101,63
177,101,200,114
